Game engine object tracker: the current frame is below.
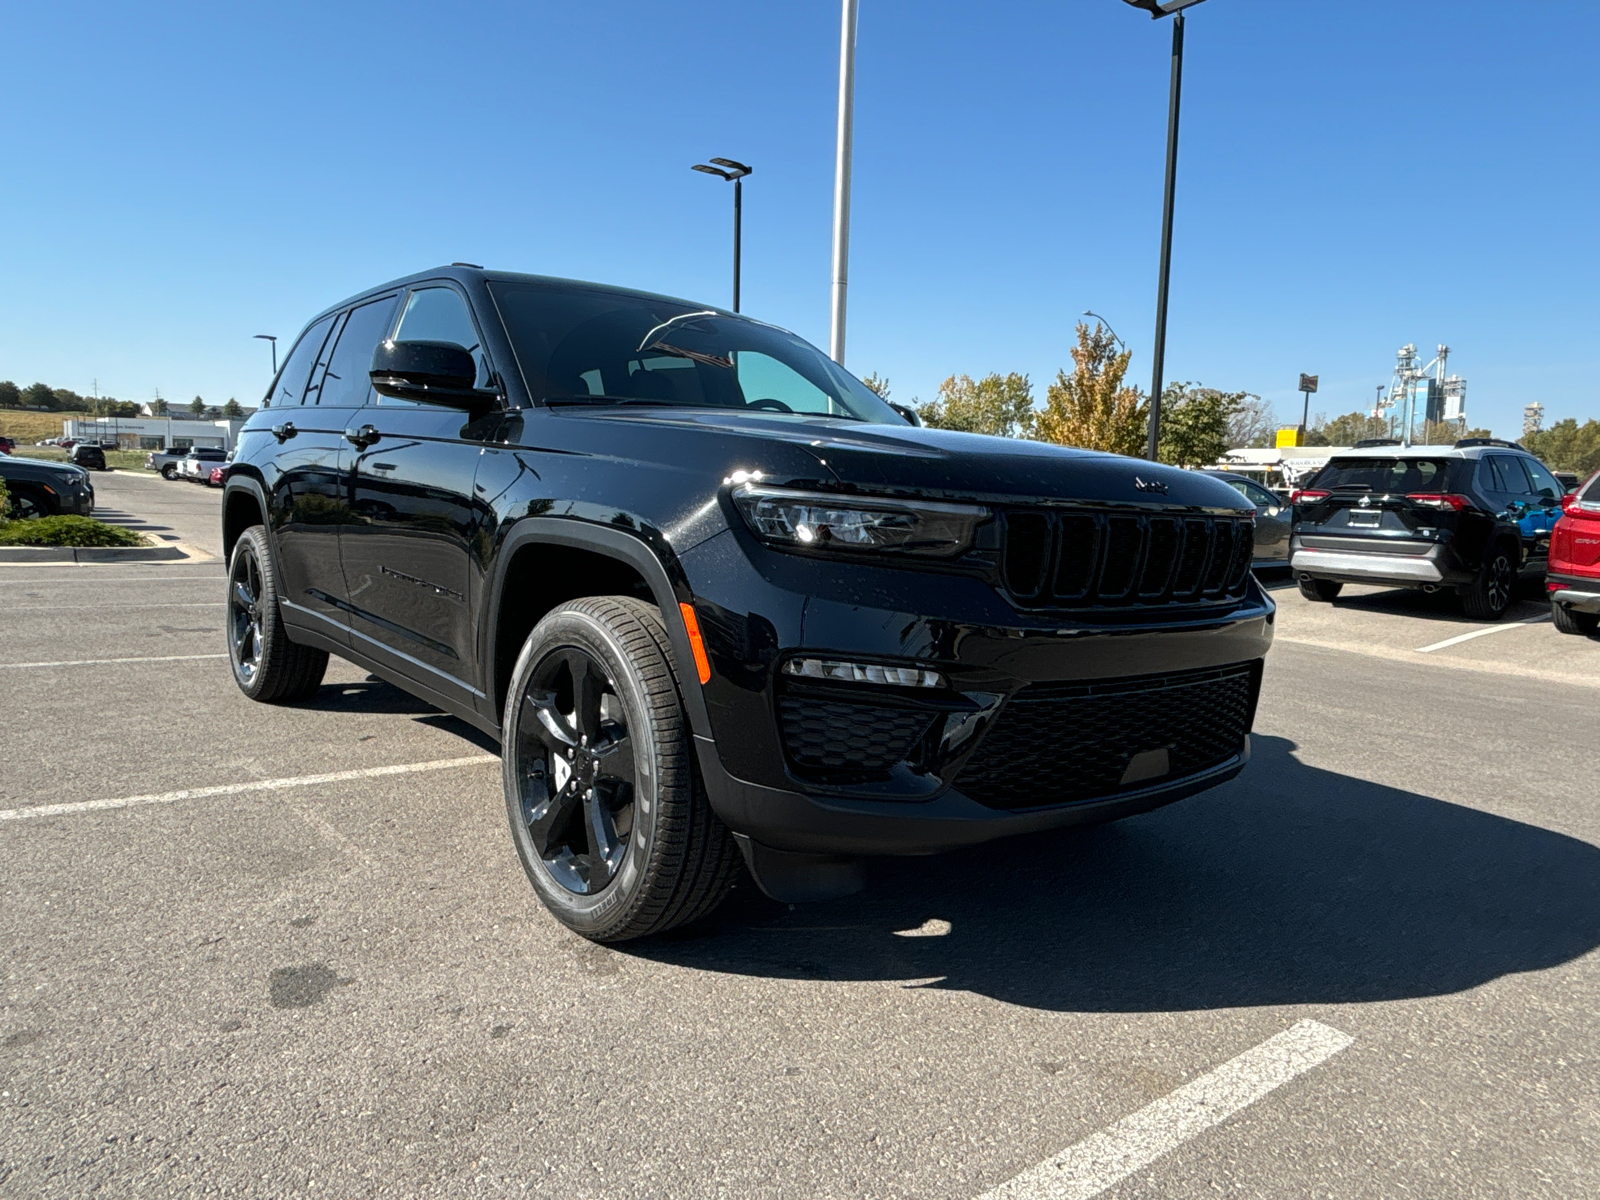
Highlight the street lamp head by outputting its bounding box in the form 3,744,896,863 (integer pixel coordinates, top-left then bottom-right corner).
709,157,752,179
253,334,276,342
692,163,733,180
1121,0,1207,17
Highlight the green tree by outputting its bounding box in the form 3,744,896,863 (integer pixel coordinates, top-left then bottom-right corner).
859,373,890,400
1303,411,1391,447
23,382,55,409
222,398,244,418
1155,383,1243,468
52,388,85,411
153,397,168,416
1525,418,1600,476
1035,323,1147,455
189,396,206,417
0,381,19,408
916,372,1035,438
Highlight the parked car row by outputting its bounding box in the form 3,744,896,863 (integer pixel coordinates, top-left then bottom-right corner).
146,445,229,484
1279,436,1599,634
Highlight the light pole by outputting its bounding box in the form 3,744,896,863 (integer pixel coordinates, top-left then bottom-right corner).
1122,0,1208,461
830,0,860,364
253,334,278,376
1082,310,1128,352
692,158,753,312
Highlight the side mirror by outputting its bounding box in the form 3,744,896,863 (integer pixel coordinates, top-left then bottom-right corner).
370,340,497,410
890,402,922,427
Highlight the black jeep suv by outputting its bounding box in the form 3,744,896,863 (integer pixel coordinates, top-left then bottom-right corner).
1288,438,1566,619
222,266,1273,941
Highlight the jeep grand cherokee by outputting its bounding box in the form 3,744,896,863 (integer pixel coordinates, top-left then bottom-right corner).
221,266,1273,941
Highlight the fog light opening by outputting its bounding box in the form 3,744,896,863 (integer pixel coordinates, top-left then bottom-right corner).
782,657,945,689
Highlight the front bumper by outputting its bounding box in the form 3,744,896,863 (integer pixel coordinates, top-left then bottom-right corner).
680,528,1273,858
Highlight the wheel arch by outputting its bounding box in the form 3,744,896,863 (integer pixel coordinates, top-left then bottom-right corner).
222,476,272,563
484,519,713,739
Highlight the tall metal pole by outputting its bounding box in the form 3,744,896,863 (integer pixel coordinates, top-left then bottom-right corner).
829,0,859,364
732,176,743,313
1145,12,1185,462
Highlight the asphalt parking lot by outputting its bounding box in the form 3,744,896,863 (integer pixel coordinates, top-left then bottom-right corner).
3,475,1598,1198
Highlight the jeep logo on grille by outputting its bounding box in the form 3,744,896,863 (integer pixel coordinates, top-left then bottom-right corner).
1133,476,1168,495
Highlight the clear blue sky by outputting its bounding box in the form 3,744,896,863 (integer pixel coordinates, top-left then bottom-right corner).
2,0,1596,439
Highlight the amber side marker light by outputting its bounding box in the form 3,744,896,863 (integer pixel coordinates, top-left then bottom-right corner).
679,603,712,684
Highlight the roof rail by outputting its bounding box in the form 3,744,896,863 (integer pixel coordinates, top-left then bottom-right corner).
1453,437,1527,451
1351,438,1402,448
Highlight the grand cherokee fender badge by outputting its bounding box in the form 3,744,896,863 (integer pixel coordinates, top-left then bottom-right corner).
1133,476,1169,495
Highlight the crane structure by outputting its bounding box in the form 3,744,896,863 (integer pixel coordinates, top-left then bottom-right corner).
1370,343,1467,446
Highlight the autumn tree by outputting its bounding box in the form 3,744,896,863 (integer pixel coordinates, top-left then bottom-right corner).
1155,383,1243,467
1225,392,1278,449
1035,323,1147,455
859,373,890,399
916,372,1035,438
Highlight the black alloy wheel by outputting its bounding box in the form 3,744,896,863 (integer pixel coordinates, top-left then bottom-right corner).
226,526,329,703
503,596,742,942
1462,546,1515,621
6,485,52,520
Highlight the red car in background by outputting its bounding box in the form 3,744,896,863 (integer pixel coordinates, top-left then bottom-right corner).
207,465,226,488
1548,467,1600,636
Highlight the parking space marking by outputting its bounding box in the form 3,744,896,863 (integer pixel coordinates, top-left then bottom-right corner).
1415,614,1552,653
3,601,226,611
0,652,228,670
978,1020,1353,1200
0,755,499,822
0,574,222,584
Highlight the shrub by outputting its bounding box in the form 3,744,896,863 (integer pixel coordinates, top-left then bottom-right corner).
0,515,147,547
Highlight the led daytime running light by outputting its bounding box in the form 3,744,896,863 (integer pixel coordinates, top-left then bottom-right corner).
783,657,945,689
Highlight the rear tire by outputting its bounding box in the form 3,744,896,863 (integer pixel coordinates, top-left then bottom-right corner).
1461,545,1516,621
502,596,741,942
1552,602,1599,636
161,464,178,480
226,526,328,703
1298,577,1343,602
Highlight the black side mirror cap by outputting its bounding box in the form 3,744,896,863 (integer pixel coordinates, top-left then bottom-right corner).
370,340,499,410
890,402,922,427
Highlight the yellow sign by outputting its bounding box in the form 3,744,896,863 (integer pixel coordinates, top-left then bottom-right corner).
1276,427,1303,448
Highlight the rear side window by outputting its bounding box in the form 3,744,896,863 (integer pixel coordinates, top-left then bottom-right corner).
1521,457,1564,501
317,296,399,408
1478,454,1537,497
269,315,337,407
1312,457,1453,493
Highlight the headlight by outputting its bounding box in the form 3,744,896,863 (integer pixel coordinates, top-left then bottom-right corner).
732,483,988,557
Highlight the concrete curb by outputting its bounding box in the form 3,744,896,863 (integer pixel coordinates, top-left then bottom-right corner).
0,542,217,564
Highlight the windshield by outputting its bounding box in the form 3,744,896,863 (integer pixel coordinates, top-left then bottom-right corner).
1309,457,1456,493
489,282,903,424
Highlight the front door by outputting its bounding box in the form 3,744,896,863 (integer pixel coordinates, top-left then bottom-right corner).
340,284,499,711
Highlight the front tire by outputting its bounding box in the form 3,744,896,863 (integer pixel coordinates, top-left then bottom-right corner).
1298,577,1343,602
502,596,741,942
1462,545,1516,621
226,526,328,702
1552,602,1599,636
6,485,55,519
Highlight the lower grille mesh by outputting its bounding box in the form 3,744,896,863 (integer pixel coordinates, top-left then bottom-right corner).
779,696,937,777
953,663,1258,810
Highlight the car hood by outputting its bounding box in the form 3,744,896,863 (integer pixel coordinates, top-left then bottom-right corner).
0,456,88,482
570,408,1249,511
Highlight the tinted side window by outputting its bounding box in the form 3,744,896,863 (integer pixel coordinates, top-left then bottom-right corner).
386,286,490,402
1489,454,1535,497
318,296,399,409
269,315,337,407
1521,457,1564,501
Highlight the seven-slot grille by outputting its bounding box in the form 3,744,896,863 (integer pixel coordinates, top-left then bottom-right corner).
1002,509,1253,608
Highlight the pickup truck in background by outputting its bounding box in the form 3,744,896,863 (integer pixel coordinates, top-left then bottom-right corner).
146,448,189,479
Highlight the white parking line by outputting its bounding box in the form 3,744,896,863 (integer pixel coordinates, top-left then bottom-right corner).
0,652,228,670
4,602,226,611
0,574,221,584
978,1020,1353,1200
1416,614,1551,653
0,755,500,822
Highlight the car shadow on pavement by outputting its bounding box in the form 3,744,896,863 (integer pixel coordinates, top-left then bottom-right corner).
1313,583,1550,626
298,677,501,754
631,734,1600,1012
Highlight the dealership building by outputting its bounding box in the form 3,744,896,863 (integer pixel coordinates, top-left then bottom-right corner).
60,416,248,452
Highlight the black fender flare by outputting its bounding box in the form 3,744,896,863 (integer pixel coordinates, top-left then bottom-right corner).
220,474,275,565
483,517,715,740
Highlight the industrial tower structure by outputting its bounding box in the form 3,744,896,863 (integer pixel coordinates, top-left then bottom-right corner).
1371,343,1467,445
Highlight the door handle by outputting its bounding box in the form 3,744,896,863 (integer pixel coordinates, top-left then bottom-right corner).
271,421,297,443
344,424,381,448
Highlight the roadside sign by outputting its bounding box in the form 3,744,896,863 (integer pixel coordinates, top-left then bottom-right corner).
1299,374,1319,394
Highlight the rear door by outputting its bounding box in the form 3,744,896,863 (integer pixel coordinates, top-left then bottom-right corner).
264,312,355,646
339,283,499,711
1480,454,1544,569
